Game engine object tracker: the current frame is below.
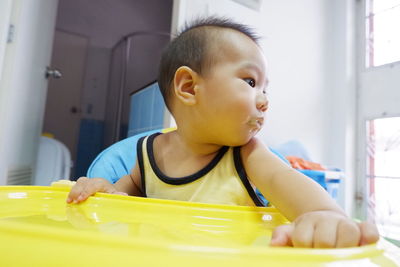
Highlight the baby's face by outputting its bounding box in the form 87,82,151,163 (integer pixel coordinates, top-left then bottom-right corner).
195,30,269,146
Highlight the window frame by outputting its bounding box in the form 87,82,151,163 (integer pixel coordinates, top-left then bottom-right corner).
364,0,400,69
355,0,400,220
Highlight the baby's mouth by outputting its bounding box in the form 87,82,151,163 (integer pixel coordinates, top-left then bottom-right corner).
248,117,264,128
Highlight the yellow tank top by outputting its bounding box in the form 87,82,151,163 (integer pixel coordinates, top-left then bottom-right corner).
137,133,264,207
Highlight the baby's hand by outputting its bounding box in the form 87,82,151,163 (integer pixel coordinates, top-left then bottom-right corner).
270,210,379,248
66,177,128,204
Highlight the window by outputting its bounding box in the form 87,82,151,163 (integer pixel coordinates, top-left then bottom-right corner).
365,0,400,67
366,117,400,243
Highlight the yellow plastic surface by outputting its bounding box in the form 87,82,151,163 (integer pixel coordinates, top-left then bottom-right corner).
0,186,399,266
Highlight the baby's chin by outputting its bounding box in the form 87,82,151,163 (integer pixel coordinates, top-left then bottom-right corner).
221,134,257,147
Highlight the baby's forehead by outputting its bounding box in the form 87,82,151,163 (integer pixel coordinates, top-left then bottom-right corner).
204,29,266,69
205,27,257,50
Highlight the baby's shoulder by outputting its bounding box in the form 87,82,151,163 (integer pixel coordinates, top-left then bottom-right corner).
240,137,267,152
239,138,290,181
238,137,273,162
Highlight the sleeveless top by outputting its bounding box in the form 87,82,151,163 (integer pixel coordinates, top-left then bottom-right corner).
137,133,265,207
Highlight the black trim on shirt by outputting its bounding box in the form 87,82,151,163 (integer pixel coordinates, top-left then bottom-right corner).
233,146,265,207
146,133,229,185
137,136,147,197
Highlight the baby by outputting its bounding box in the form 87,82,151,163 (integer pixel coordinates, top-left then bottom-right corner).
67,17,378,248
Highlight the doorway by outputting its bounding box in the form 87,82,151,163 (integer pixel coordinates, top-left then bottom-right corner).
43,30,88,177
43,0,173,179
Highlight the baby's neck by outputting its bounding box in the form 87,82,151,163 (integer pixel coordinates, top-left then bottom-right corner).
160,130,223,157
153,130,224,178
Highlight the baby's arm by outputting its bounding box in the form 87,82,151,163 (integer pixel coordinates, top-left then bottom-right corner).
66,161,143,203
241,138,378,248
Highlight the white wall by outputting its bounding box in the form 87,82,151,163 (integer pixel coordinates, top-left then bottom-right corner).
257,1,330,164
0,0,12,183
324,0,357,215
0,0,12,82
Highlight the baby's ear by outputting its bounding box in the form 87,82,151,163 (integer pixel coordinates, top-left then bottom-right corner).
173,66,199,105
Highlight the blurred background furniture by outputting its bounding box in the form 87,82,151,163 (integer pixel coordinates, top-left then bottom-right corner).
34,136,72,185
273,140,344,202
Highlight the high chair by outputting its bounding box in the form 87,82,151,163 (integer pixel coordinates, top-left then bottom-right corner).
86,128,171,183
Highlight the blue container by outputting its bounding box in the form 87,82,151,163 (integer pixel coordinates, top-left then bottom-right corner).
297,169,327,190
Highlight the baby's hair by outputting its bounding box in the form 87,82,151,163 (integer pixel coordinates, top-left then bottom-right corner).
158,16,259,111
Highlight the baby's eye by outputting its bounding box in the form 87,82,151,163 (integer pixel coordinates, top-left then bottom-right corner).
244,78,256,88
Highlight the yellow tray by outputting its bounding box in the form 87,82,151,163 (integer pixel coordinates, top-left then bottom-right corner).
0,186,398,266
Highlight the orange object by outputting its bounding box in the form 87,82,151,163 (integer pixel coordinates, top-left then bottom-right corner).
286,156,326,171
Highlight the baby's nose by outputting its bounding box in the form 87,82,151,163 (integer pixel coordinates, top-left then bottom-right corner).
256,94,268,112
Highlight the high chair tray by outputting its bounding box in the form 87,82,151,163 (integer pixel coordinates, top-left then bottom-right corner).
0,186,398,266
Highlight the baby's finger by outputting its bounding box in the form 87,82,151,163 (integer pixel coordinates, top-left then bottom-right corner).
358,221,379,245
336,220,360,248
66,177,89,203
292,219,315,248
270,224,293,247
313,220,338,248
75,178,110,202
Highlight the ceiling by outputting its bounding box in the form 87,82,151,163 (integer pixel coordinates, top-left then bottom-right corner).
56,0,173,48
